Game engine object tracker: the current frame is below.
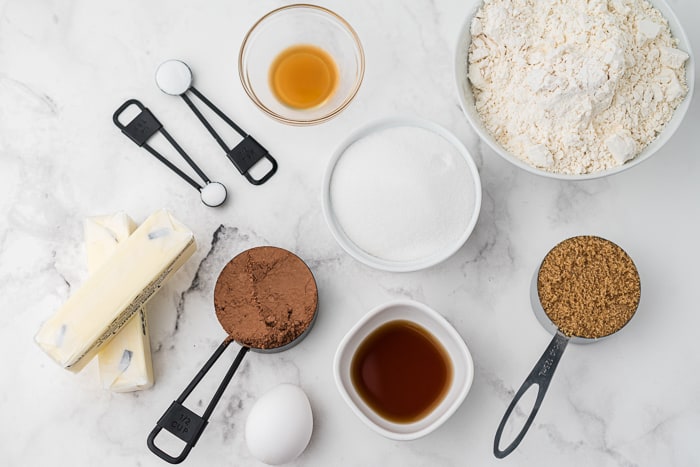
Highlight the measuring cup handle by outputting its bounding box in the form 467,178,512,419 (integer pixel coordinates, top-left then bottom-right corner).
147,425,193,464
493,332,569,458
147,343,250,464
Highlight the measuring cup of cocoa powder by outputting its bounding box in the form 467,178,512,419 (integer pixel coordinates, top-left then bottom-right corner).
493,236,640,458
147,246,318,464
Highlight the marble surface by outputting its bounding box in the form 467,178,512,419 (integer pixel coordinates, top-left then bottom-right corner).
1,0,699,465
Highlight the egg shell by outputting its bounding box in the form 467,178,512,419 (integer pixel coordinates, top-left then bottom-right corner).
245,383,313,465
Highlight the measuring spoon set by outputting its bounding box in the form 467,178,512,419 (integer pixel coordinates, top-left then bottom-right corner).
113,59,277,208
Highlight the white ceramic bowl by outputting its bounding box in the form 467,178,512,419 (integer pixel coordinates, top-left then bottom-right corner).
333,300,474,441
322,117,482,272
454,0,695,180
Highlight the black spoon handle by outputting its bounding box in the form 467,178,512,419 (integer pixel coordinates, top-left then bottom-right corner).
147,342,250,464
493,332,569,458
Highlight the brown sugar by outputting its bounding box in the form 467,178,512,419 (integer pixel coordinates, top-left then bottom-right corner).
214,246,318,350
537,236,640,339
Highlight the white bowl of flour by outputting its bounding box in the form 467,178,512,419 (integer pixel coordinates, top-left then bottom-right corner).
455,0,694,179
323,117,481,272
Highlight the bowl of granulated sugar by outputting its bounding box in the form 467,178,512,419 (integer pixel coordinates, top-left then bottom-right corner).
455,0,694,179
322,117,481,272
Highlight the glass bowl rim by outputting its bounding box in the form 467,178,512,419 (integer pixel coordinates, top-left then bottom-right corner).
238,3,366,126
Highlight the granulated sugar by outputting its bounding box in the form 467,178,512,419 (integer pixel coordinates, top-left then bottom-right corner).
330,125,476,262
468,0,689,174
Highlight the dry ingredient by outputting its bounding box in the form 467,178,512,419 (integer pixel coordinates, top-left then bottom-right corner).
468,0,689,174
214,246,318,349
330,125,476,262
537,236,641,338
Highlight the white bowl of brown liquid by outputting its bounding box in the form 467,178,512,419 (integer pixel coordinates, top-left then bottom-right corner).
334,300,474,440
239,4,365,125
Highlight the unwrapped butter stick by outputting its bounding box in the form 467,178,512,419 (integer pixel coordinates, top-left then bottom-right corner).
86,213,154,391
35,209,196,372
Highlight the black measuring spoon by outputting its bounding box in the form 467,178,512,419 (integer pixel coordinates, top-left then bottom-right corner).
155,59,277,185
147,246,318,464
113,99,228,207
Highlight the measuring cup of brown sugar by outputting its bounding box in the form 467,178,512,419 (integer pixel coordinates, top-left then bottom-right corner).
147,246,318,464
493,236,641,458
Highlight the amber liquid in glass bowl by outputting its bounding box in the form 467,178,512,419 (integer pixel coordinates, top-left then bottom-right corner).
269,44,339,109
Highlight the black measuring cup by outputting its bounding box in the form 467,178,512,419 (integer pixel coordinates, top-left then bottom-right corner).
493,236,640,458
147,246,318,464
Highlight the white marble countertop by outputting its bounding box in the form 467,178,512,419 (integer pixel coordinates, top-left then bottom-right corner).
2,0,699,466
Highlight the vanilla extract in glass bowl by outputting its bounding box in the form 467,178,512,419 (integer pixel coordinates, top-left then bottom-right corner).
239,4,365,125
269,44,340,110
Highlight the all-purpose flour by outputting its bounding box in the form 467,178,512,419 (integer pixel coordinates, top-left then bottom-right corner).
468,0,689,175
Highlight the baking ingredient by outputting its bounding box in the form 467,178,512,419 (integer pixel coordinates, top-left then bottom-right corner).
468,0,689,174
155,59,192,96
214,246,317,349
330,125,476,262
537,236,641,338
85,213,154,392
269,44,339,109
35,210,196,372
245,384,313,465
200,182,227,207
351,320,452,423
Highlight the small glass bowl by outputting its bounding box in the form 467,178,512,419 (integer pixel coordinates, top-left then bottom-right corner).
239,4,365,126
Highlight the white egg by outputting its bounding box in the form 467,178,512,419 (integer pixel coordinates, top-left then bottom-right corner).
245,384,313,465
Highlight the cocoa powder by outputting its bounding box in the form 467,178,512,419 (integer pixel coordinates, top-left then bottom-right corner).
214,246,318,349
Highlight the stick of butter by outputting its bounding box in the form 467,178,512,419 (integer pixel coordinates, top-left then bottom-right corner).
86,213,154,391
35,209,196,372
